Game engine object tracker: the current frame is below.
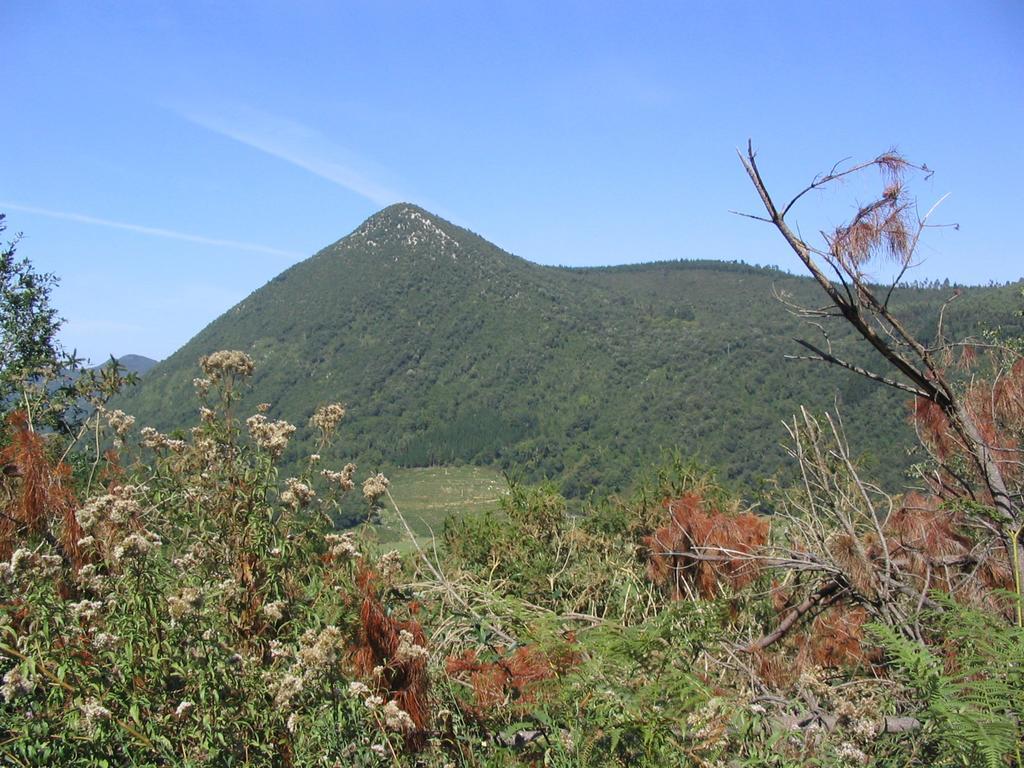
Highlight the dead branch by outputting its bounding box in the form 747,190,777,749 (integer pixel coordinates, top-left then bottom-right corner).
739,140,1020,592
747,580,845,651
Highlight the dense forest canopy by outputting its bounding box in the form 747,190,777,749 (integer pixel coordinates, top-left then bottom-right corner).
111,204,1024,501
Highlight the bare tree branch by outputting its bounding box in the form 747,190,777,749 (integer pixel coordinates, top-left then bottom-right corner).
747,580,844,651
788,339,932,397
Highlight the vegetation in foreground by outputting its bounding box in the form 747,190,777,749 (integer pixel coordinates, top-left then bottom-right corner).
2,150,1024,767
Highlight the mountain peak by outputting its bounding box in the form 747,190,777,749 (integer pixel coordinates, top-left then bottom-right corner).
349,203,463,261
378,202,432,217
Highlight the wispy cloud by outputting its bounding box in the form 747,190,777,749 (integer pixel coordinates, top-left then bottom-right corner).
179,106,401,206
0,202,302,258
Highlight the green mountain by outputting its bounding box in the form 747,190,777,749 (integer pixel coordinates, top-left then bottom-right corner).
114,204,1024,497
92,354,159,376
114,354,159,376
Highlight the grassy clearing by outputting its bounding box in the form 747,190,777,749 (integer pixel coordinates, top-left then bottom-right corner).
373,465,507,550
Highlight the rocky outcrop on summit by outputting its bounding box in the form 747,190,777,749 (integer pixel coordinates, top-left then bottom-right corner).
349,205,463,261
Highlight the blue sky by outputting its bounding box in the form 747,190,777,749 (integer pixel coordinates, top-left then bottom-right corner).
4,1,1023,363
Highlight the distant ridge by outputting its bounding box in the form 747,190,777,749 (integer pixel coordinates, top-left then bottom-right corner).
113,205,1024,496
95,354,158,376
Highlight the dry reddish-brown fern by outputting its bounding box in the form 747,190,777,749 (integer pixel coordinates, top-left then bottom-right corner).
765,359,1024,671
767,491,1014,674
353,566,430,746
0,411,82,567
445,643,576,720
806,605,873,669
884,492,1012,615
752,647,799,689
645,492,769,599
912,356,1024,496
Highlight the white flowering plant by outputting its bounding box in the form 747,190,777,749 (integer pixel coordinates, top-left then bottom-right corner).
0,353,426,765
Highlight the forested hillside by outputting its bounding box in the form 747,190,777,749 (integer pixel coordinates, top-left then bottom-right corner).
114,204,1024,497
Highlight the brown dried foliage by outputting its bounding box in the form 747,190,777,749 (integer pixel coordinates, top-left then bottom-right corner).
885,493,1012,605
445,643,576,720
828,533,880,599
784,492,1011,671
0,411,82,567
353,566,430,745
914,357,1024,494
875,151,909,178
805,606,873,669
816,151,915,273
645,492,769,599
752,647,799,689
828,197,914,270
755,606,874,681
756,607,874,681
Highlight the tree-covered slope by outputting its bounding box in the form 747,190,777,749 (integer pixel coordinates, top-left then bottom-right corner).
114,204,1024,495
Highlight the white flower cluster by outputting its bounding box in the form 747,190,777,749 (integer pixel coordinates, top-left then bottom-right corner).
0,548,31,582
310,403,346,436
378,550,403,581
76,485,145,531
199,350,255,381
69,599,104,623
76,564,109,595
269,640,290,660
78,698,112,734
168,587,205,620
362,473,390,504
269,625,347,711
113,531,162,563
0,548,63,582
394,629,429,663
280,477,315,509
262,600,286,623
39,554,63,578
190,431,219,462
296,626,344,675
835,742,869,765
382,699,416,733
322,462,357,492
325,532,361,561
1,666,36,702
348,682,415,732
246,414,296,458
273,674,304,710
10,548,34,575
91,631,120,652
100,407,135,439
348,681,371,697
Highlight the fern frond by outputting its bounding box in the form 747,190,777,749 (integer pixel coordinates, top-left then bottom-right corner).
869,615,1021,768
